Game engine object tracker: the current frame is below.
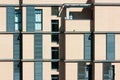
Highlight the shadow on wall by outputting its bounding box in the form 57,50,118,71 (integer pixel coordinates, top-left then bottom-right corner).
69,0,92,20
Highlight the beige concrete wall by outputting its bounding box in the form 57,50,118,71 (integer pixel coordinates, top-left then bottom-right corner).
23,0,88,4
115,34,120,60
0,34,13,59
23,34,34,80
42,7,51,31
112,63,120,80
66,20,90,31
23,7,26,32
0,7,6,31
0,8,6,32
95,63,102,80
95,0,120,3
0,0,19,4
23,62,34,80
0,62,13,80
66,34,84,59
43,35,51,59
23,34,34,59
66,63,77,80
43,62,51,80
95,34,106,60
95,6,120,31
69,7,84,12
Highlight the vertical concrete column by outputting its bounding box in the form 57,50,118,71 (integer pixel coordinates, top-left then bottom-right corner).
66,7,69,19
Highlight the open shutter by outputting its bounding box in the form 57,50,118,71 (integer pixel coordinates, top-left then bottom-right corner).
26,7,35,32
7,7,15,32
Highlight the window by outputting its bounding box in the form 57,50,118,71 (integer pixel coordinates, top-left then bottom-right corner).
51,7,59,15
103,63,114,80
15,9,21,31
52,62,59,69
78,62,92,80
52,47,59,59
35,9,42,31
51,75,59,80
51,47,59,69
51,20,59,42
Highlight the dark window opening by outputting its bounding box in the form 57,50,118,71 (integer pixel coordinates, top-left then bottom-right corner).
52,62,59,69
51,20,59,43
51,75,59,80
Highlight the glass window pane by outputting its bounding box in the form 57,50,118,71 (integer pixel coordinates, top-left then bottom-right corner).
35,23,42,30
15,9,21,31
15,15,18,22
15,24,18,31
35,9,42,31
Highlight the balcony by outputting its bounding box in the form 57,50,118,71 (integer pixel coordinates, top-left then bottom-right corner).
65,19,91,32
23,0,90,4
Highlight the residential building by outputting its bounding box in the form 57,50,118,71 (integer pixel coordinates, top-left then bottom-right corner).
0,0,120,80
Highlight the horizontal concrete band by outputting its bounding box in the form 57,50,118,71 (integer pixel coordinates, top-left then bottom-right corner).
1,59,120,63
1,31,120,34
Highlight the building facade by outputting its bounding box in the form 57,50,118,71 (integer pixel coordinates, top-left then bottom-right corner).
0,0,120,80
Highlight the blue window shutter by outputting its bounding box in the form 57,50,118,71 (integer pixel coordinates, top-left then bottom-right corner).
7,7,15,32
13,34,20,80
106,34,115,60
26,7,35,32
34,34,43,80
84,34,91,60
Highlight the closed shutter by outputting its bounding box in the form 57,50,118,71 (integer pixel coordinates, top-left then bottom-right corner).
84,33,91,60
13,34,20,80
106,34,115,60
34,34,42,80
26,7,35,32
7,7,15,32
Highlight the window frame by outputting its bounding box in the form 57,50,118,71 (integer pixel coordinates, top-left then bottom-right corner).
35,9,43,31
15,9,21,31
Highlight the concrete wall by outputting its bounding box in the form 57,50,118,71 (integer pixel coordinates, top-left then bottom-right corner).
95,34,106,60
0,34,13,59
0,0,19,4
115,34,120,60
0,34,13,80
95,63,103,80
95,6,120,31
23,34,34,80
66,63,77,80
66,20,90,31
95,0,120,3
0,8,6,32
66,34,84,60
